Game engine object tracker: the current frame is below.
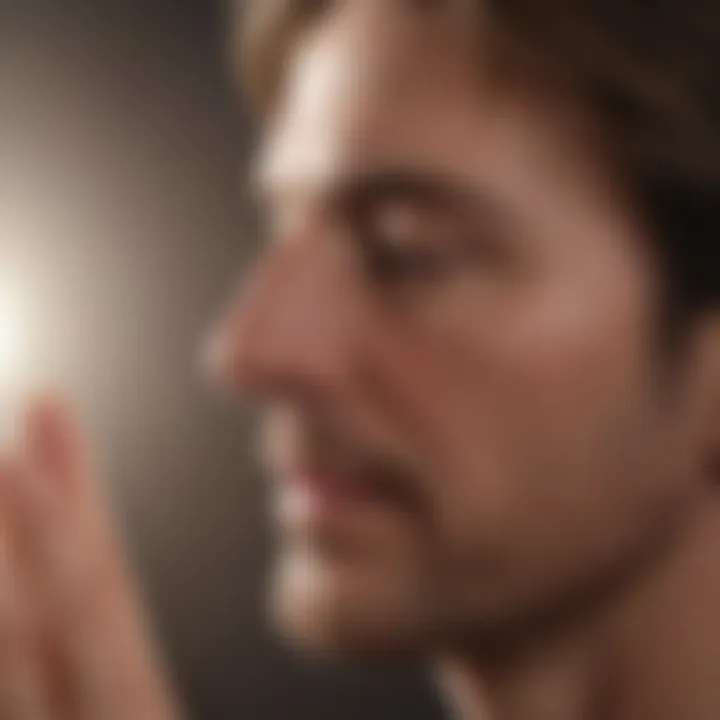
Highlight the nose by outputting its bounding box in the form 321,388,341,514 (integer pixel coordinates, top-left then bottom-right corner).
203,235,360,404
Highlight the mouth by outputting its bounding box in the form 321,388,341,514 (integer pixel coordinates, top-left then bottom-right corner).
271,464,422,531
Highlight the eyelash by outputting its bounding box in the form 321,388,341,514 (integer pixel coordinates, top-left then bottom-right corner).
363,234,455,284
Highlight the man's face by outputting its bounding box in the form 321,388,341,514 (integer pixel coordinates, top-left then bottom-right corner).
209,0,699,657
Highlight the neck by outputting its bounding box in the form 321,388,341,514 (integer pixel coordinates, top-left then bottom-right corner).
436,499,720,720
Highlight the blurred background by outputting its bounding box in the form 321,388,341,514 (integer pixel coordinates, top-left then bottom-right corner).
0,0,444,717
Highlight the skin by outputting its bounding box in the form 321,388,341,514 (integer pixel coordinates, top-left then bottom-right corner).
0,397,179,719
205,0,720,718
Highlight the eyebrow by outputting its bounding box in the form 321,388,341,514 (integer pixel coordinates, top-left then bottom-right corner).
251,164,500,213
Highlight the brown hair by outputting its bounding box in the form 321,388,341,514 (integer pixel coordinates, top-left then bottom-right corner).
235,0,720,330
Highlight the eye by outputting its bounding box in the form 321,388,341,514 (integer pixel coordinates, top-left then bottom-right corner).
361,201,460,285
366,240,454,283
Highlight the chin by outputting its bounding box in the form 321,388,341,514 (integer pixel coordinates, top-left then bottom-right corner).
267,545,434,662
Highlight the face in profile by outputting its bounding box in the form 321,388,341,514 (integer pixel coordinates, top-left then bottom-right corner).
208,0,704,659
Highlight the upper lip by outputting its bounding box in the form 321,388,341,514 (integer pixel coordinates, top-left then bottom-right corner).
273,458,361,490
274,458,421,509
260,421,422,507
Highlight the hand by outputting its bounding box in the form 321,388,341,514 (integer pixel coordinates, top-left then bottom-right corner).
0,396,181,720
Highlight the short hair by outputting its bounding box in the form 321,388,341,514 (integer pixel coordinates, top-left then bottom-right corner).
235,0,720,336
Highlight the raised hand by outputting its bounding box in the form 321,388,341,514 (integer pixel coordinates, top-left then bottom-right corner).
0,396,180,720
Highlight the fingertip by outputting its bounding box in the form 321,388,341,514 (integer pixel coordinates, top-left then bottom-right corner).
23,392,87,489
25,391,74,435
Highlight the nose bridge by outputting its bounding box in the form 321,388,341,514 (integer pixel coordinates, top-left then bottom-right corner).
213,235,360,398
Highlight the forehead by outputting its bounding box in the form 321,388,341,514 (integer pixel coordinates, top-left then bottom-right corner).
257,0,484,189
255,0,599,206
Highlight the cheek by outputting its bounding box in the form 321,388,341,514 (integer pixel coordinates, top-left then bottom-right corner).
361,281,668,585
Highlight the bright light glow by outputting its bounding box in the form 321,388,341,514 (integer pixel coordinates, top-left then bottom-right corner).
0,273,30,441
0,294,23,386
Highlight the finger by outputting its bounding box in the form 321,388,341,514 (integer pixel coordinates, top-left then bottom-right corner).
10,399,179,719
0,448,107,631
0,451,100,717
0,458,51,720
21,395,117,601
22,394,93,499
2,439,175,720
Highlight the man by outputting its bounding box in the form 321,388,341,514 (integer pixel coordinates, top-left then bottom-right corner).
208,0,720,718
0,0,717,718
